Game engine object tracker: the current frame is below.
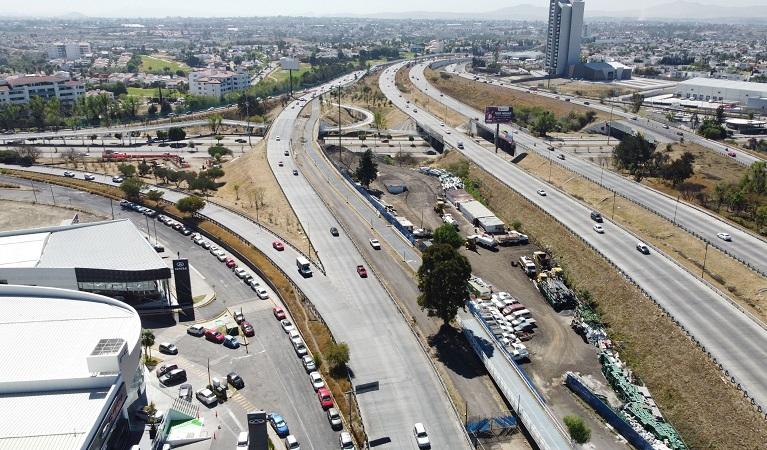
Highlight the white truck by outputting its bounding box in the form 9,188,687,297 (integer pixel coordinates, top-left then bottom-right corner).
296,256,312,277
442,213,458,228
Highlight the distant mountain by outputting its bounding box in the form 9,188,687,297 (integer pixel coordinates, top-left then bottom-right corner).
357,4,548,21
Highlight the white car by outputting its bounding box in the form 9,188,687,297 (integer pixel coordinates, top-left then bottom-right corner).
281,319,296,334
339,431,355,449
717,232,732,241
636,241,650,254
196,388,217,406
593,224,604,233
537,189,546,196
112,176,123,183
253,284,269,299
369,238,381,250
84,173,96,181
276,136,281,141
234,267,248,278
285,435,300,450
413,423,430,448
212,249,226,259
302,355,316,372
236,431,249,449
309,371,325,391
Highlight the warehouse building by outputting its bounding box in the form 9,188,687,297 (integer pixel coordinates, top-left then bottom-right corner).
571,61,632,81
458,200,506,234
0,284,144,449
0,219,171,307
675,78,767,111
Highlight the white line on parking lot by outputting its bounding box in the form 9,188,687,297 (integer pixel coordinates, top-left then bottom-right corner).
228,408,244,431
232,354,255,361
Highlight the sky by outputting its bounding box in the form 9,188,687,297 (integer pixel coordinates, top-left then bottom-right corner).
1,0,763,18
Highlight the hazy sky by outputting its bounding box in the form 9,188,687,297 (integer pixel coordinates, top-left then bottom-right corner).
2,0,763,18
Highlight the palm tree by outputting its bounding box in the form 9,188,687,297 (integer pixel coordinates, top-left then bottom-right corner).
141,329,155,360
208,113,223,134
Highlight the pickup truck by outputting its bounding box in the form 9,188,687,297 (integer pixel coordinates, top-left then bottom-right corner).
442,214,458,228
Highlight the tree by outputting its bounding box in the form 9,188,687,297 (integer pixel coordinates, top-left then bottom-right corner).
147,103,158,117
120,177,145,200
118,163,136,178
715,105,725,124
697,118,726,140
208,113,223,134
208,145,233,162
177,195,206,214
153,166,169,184
532,111,557,137
156,130,168,141
613,133,655,181
28,96,47,129
168,127,186,141
141,328,155,359
190,175,218,195
121,96,139,120
355,149,378,187
756,205,767,230
146,189,164,202
432,223,464,249
662,152,695,187
137,160,151,176
564,415,591,444
630,93,644,113
325,342,350,372
373,110,387,135
417,243,472,324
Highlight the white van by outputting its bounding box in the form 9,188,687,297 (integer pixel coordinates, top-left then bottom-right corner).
296,256,312,277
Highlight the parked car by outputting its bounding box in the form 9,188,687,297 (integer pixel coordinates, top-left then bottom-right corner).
234,267,248,278
309,371,325,391
413,423,431,448
285,435,300,450
292,169,298,176
636,241,650,254
205,329,225,343
273,307,286,320
339,431,355,449
327,407,343,430
234,311,245,324
159,368,186,385
272,240,285,251
330,227,339,236
156,364,178,378
241,321,255,337
223,335,240,349
269,413,290,437
178,383,193,402
302,355,316,372
253,284,269,299
317,387,334,409
158,342,178,355
293,340,308,357
227,371,245,389
224,257,237,268
356,265,368,278
717,232,732,241
196,388,217,406
187,324,205,336
281,319,296,334
369,238,381,250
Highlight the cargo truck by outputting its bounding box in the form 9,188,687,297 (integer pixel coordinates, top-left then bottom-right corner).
296,256,312,277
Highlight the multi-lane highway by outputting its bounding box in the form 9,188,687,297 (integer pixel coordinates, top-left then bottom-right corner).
380,61,767,416
411,61,767,277
445,61,766,166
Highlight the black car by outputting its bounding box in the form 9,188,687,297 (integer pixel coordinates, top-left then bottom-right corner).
590,211,603,223
180,228,192,236
330,227,339,237
227,371,245,389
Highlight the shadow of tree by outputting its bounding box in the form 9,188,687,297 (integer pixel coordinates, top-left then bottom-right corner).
427,323,492,380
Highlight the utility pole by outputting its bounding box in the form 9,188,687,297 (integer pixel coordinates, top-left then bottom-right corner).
245,99,251,146
207,357,212,388
611,191,617,220
31,182,38,203
50,185,56,205
701,242,709,278
338,85,342,152
495,123,500,153
607,104,614,146
672,193,680,224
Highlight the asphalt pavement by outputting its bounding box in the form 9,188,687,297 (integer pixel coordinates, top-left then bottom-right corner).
380,61,767,427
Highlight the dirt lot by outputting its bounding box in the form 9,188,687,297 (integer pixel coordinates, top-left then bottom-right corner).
0,198,105,231
519,78,637,98
424,68,610,123
432,151,767,449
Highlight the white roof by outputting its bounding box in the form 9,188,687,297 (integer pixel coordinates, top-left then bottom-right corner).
679,77,767,94
0,219,167,271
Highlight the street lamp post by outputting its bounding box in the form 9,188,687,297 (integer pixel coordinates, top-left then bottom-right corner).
672,193,680,224
701,242,709,278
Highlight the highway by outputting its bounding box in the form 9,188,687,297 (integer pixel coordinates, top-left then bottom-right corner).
446,61,766,166
411,61,767,277
380,61,767,416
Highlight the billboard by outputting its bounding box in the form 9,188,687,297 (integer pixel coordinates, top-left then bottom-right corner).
484,106,514,124
280,57,300,71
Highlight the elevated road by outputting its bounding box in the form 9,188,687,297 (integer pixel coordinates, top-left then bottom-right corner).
410,62,767,277
381,61,767,417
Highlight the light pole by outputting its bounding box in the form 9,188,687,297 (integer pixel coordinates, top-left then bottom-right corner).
701,242,709,279
611,191,617,220
672,193,680,224
50,184,56,205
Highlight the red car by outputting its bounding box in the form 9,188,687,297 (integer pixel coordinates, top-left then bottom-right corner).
224,257,237,269
317,387,334,409
272,240,285,251
273,307,286,320
204,329,225,343
241,321,254,337
356,265,368,278
728,151,737,157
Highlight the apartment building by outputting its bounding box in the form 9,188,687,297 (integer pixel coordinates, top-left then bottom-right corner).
544,0,584,77
188,68,249,97
0,74,85,105
48,42,92,60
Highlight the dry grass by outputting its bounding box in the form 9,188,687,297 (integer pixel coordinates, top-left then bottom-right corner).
519,78,637,98
516,150,767,321
424,68,610,123
395,67,467,128
2,169,123,199
344,70,409,129
216,139,307,247
434,151,767,449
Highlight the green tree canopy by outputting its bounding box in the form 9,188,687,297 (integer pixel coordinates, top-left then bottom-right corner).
432,223,464,249
612,133,655,181
120,177,144,200
417,243,472,324
118,163,136,178
145,189,164,202
208,145,233,162
325,342,350,371
355,149,378,187
532,111,557,137
177,195,206,214
661,152,695,187
167,127,186,141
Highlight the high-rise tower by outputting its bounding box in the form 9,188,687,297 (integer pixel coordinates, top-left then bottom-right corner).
544,0,584,77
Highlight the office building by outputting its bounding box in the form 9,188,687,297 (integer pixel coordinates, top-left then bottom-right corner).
0,284,144,450
0,219,172,307
48,42,92,60
188,68,249,97
0,73,85,105
544,0,585,77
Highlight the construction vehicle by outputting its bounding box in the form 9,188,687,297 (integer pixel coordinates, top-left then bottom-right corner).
533,251,552,271
536,270,576,311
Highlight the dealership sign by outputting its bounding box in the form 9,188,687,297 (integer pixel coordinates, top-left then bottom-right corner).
484,106,514,124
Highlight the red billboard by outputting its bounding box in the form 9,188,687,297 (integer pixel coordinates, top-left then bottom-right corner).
484,106,514,124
